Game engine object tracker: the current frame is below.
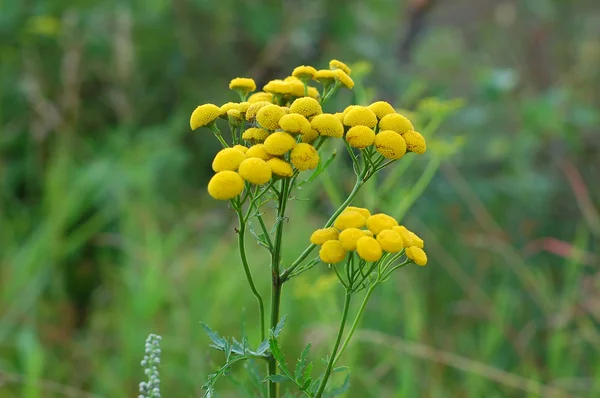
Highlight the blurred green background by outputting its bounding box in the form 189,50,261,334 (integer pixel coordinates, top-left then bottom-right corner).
1,0,599,397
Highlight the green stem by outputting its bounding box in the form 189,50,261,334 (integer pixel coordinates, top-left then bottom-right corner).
314,291,353,398
333,283,377,365
209,124,229,148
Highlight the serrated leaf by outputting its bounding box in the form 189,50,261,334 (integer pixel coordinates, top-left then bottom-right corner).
294,343,311,382
268,337,286,367
273,315,287,338
333,366,349,373
256,338,269,355
201,322,226,349
302,377,312,390
265,374,290,383
328,373,350,397
303,362,313,384
224,340,232,361
300,150,337,186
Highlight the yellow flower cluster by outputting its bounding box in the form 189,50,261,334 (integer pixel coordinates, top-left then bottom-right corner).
311,207,427,266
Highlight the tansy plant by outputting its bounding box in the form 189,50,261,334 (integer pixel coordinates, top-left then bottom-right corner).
189,60,429,398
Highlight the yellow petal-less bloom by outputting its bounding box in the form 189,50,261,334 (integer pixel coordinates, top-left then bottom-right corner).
402,131,427,154
246,101,271,121
190,104,221,130
238,102,250,113
256,104,286,131
242,127,270,143
307,86,320,99
233,145,248,153
212,148,246,172
311,114,344,138
264,79,292,95
207,171,245,200
229,77,257,95
301,128,319,144
279,113,312,135
329,59,351,75
319,240,347,264
310,227,339,245
356,236,383,262
333,69,355,89
364,230,374,237
289,97,323,118
267,158,294,177
393,226,424,248
342,105,360,118
375,130,407,159
334,112,345,124
338,228,366,251
376,229,404,253
292,65,318,82
245,144,272,160
238,157,272,185
290,143,320,171
264,132,296,156
315,69,336,86
343,106,378,128
227,109,243,126
334,210,366,230
219,102,240,116
379,113,414,134
346,126,375,149
368,101,396,119
286,78,306,97
406,246,427,266
248,92,273,103
366,213,398,235
344,206,371,219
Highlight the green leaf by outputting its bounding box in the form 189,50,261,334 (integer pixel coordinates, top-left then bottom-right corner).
333,366,349,373
256,338,269,355
273,315,287,338
294,343,311,382
268,337,286,368
201,322,226,349
328,373,351,397
300,150,337,186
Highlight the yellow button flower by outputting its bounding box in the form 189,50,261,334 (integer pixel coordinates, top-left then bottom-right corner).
379,113,414,134
291,143,320,171
245,144,272,160
227,109,243,126
289,97,323,118
207,171,245,200
212,147,246,172
343,106,378,128
264,132,296,156
242,127,270,143
363,230,374,237
248,92,273,103
310,227,339,245
319,240,347,264
264,79,292,95
342,105,359,118
334,112,345,124
368,101,396,119
333,69,355,89
238,102,250,113
376,229,404,253
406,246,427,266
219,102,241,116
334,210,366,230
256,104,286,131
344,206,371,219
346,126,375,149
311,113,344,138
393,226,424,248
366,213,398,235
292,65,317,82
307,86,320,99
285,77,306,97
315,69,336,86
402,131,427,154
246,101,271,121
301,128,319,144
190,104,221,130
238,157,272,185
233,145,248,153
329,59,351,75
356,236,382,262
375,130,407,159
279,113,312,135
338,228,366,251
229,77,257,96
267,158,294,177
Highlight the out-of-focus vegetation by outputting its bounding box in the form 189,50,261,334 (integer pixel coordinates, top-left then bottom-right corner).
1,0,599,397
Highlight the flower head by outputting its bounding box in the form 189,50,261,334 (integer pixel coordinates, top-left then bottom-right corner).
264,132,296,156
279,113,312,135
301,128,319,144
284,77,306,97
267,158,294,177
406,246,427,266
242,127,270,143
212,147,246,172
368,101,396,119
379,113,414,134
264,79,292,95
334,210,366,230
343,106,378,128
346,126,375,149
311,114,344,138
289,97,323,118
338,228,366,251
376,229,404,253
292,65,317,82
315,69,336,86
246,101,271,121
307,86,320,99
291,143,320,171
208,171,244,200
227,109,243,126
238,157,272,185
310,227,339,245
366,213,398,235
319,240,347,264
344,206,371,219
402,131,427,154
190,104,221,130
245,144,272,160
233,144,248,153
393,226,424,248
220,102,241,117
229,77,257,97
329,59,351,75
333,69,354,89
248,92,273,103
256,104,286,131
356,236,382,262
375,130,407,159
